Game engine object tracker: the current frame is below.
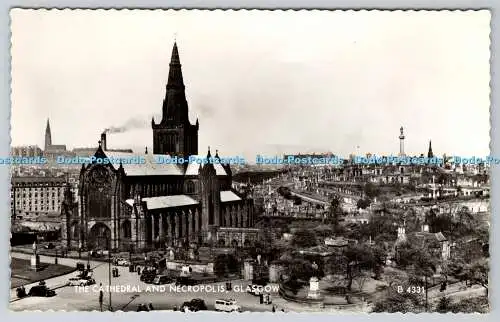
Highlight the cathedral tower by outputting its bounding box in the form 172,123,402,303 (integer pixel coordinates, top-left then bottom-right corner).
44,119,52,151
152,42,199,157
427,140,434,158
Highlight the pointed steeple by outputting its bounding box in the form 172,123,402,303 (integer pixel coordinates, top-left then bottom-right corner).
160,41,188,124
427,140,434,158
166,42,184,90
207,146,211,159
215,149,219,159
44,118,52,150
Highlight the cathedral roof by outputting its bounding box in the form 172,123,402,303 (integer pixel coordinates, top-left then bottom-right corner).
103,151,184,176
142,195,199,209
185,155,228,176
220,190,242,202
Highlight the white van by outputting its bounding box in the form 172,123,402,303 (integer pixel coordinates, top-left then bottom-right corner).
214,299,241,312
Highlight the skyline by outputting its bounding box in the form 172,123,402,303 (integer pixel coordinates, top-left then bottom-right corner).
10,10,491,160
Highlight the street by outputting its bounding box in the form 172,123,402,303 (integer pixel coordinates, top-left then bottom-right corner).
10,252,277,312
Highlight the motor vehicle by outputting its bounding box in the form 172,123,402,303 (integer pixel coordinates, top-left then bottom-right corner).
16,287,27,298
175,276,197,286
68,277,96,286
78,270,93,279
141,272,156,284
247,284,264,296
44,243,55,249
214,299,241,312
181,299,207,312
114,258,130,266
152,275,173,285
28,285,56,297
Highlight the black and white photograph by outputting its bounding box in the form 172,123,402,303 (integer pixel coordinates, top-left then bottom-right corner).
8,9,490,313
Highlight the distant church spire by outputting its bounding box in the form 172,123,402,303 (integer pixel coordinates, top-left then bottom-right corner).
427,140,434,158
44,118,52,151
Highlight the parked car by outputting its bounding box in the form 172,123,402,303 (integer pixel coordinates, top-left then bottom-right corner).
113,257,130,266
16,286,27,298
175,276,197,286
152,275,173,285
28,285,56,297
141,272,156,284
181,299,207,312
68,277,96,286
214,299,241,312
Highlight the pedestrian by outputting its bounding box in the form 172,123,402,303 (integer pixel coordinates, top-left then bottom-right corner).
98,283,103,312
148,303,154,311
272,305,276,313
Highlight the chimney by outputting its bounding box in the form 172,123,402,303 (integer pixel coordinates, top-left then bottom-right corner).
100,132,107,151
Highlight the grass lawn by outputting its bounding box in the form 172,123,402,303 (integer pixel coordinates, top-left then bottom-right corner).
10,257,75,289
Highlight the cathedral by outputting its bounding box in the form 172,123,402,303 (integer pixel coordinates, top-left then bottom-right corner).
61,42,257,252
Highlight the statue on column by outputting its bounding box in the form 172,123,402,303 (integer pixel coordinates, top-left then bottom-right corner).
32,241,37,255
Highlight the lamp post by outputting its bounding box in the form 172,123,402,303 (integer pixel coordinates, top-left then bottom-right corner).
108,238,113,311
87,250,91,270
78,240,82,259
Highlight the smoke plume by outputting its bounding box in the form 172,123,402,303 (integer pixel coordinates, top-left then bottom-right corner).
104,114,161,134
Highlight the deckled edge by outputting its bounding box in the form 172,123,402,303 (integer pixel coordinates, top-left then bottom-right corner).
6,8,492,315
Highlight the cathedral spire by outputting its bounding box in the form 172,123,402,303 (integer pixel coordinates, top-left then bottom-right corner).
166,42,184,90
44,118,52,150
427,140,434,158
207,146,211,158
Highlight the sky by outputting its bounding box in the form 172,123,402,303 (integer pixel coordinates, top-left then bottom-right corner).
10,9,491,161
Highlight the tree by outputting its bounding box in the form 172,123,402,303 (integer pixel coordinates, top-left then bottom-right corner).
363,183,380,199
469,260,488,296
291,229,318,248
342,245,374,291
357,198,371,209
327,195,344,230
436,296,452,313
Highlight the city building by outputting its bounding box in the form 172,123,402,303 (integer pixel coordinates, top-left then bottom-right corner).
11,176,67,218
11,145,43,157
61,42,256,251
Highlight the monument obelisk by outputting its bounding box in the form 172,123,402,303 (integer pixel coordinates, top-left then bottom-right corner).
30,241,41,271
